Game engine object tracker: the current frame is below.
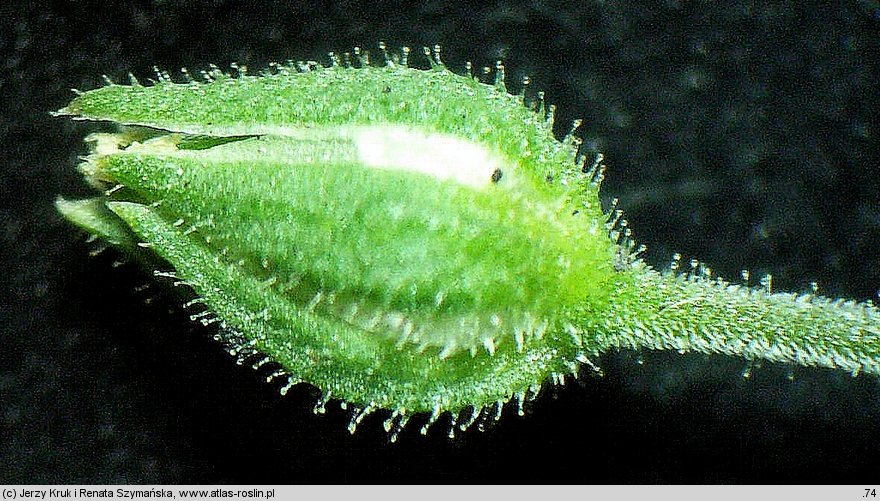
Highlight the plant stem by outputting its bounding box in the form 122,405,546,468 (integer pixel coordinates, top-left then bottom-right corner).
582,263,880,377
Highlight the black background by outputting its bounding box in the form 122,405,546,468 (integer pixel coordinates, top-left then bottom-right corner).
2,0,880,484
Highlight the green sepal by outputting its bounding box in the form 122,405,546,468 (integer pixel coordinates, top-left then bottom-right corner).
107,200,578,413
55,196,140,249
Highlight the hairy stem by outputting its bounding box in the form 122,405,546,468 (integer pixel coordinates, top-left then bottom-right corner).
584,263,880,376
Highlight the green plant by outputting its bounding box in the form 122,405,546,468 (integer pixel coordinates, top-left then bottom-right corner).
56,45,880,439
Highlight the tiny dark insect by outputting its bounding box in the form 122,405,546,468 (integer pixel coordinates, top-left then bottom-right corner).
491,168,503,183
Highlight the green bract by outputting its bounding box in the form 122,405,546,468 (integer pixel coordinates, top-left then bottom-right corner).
57,47,880,438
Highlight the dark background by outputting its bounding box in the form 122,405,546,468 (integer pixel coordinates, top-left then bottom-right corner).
2,0,880,484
